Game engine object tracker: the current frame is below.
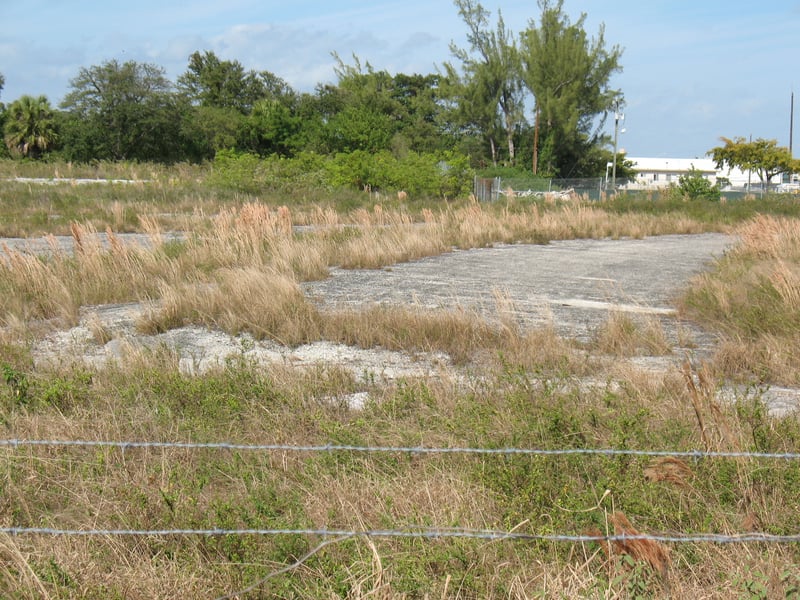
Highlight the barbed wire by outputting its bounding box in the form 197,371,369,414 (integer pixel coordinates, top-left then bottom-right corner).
2,525,799,544
1,438,800,460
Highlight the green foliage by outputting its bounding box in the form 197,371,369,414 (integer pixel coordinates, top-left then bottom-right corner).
326,103,397,154
319,56,451,156
179,105,244,161
734,568,769,600
208,149,269,194
596,554,664,599
39,370,93,411
325,149,472,197
241,98,302,156
5,1,628,173
210,148,473,198
677,166,721,201
208,149,330,195
3,95,59,158
709,137,800,187
520,0,623,177
2,362,29,404
176,50,287,113
446,0,525,166
60,60,183,162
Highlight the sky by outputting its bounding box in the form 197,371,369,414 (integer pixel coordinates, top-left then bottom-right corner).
1,0,798,158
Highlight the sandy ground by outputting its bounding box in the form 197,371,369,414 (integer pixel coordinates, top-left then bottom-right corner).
23,232,800,416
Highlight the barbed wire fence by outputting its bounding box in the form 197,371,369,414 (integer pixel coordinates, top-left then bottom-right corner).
3,438,800,459
4,437,800,597
2,437,799,544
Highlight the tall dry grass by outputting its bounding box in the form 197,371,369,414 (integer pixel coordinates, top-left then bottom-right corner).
680,214,800,384
0,199,714,357
593,311,673,357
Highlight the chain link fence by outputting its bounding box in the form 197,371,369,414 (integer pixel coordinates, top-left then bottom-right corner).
474,176,606,201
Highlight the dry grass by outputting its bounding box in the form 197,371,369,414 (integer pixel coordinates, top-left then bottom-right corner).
593,311,673,357
643,456,694,489
680,214,800,384
0,199,716,333
607,511,671,579
140,267,322,346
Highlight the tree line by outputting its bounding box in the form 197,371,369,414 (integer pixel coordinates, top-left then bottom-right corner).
0,1,626,179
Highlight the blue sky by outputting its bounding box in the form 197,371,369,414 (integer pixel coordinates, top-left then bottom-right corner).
1,0,798,158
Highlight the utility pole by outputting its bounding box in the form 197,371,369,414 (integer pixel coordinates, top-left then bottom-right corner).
790,91,794,158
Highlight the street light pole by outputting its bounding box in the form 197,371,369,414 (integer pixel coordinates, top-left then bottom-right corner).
611,101,624,192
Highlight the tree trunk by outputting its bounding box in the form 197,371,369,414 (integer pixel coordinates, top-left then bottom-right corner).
532,105,539,175
504,109,516,165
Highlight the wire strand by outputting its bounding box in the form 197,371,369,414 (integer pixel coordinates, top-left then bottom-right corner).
2,526,799,544
2,439,799,460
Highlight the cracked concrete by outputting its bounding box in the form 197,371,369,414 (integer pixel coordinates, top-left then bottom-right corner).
23,232,800,416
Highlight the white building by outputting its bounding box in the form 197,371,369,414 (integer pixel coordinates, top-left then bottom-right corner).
625,156,788,191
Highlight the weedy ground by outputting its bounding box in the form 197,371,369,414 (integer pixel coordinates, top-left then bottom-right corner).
0,161,799,598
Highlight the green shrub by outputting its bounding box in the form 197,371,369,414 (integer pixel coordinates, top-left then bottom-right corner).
324,150,473,198
677,166,721,201
207,149,267,194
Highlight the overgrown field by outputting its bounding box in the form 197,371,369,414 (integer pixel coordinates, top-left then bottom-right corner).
1,166,799,598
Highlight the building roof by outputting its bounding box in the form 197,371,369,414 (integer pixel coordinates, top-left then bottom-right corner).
627,157,717,173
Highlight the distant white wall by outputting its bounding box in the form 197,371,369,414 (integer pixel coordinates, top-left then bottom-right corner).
626,157,784,190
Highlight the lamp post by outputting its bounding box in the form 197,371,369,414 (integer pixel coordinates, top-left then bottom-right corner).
611,102,625,192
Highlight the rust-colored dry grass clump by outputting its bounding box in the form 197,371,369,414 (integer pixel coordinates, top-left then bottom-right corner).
643,456,694,489
607,511,671,580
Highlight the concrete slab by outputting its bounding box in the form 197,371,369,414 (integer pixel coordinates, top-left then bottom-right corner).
304,233,733,341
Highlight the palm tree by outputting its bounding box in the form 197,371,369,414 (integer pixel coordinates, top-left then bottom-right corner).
4,94,58,158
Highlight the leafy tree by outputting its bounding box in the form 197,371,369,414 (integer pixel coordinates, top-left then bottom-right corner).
60,60,183,161
0,73,6,156
179,104,243,161
241,98,302,156
445,0,524,166
322,59,451,156
178,50,262,113
386,73,451,155
177,51,303,159
3,95,59,158
708,137,800,189
290,89,338,154
177,51,294,113
317,55,403,154
520,0,623,177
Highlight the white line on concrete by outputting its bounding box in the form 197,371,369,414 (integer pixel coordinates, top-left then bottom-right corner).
557,298,675,315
